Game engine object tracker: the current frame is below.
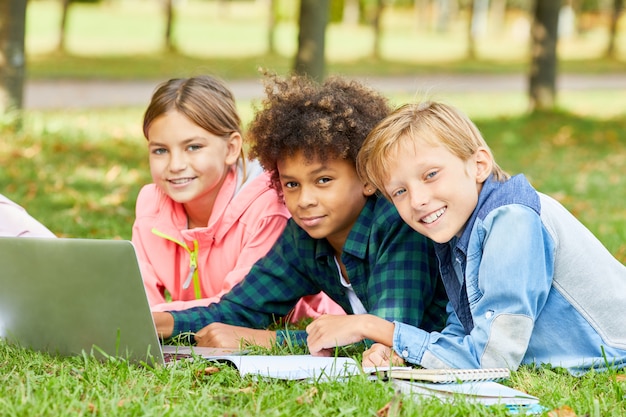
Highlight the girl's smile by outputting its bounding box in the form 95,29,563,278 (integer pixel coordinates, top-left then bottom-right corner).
167,177,197,186
147,110,241,226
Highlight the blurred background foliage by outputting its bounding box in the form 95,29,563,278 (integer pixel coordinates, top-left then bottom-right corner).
23,0,624,77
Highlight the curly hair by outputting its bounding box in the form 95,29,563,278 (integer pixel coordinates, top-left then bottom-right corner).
247,73,391,193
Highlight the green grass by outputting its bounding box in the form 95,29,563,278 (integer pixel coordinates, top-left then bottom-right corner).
1,340,625,416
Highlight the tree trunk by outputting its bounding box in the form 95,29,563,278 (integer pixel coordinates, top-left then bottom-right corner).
467,0,476,59
293,0,329,82
468,0,489,59
414,0,431,32
489,0,506,34
0,0,27,124
342,0,359,26
58,0,71,52
606,0,624,59
164,0,176,52
267,0,277,54
435,0,452,32
528,0,559,112
371,0,384,60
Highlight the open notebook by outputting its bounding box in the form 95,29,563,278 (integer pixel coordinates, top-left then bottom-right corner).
392,379,542,413
387,368,542,413
387,367,511,383
165,349,374,381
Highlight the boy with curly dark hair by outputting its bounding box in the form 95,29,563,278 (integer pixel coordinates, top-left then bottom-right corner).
153,74,447,353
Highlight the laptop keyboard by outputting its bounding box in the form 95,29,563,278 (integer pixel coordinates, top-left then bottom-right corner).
162,352,194,364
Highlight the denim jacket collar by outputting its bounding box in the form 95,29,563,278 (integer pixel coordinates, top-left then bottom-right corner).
433,174,540,333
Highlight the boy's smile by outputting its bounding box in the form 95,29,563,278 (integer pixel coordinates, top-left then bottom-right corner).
299,215,325,228
384,139,489,244
277,152,374,254
421,207,447,224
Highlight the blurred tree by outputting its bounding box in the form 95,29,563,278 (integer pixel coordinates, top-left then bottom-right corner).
329,0,345,23
489,0,507,34
468,0,489,59
294,0,329,81
606,0,623,58
58,0,101,53
414,0,432,32
371,0,385,59
267,0,277,54
342,0,360,25
359,0,387,59
528,0,559,111
58,0,70,52
163,0,176,52
0,0,27,124
435,0,455,32
467,0,476,59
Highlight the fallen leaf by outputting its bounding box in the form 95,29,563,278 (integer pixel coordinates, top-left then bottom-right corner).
296,387,318,404
548,405,577,417
105,165,122,183
23,144,42,159
196,366,220,376
377,392,402,417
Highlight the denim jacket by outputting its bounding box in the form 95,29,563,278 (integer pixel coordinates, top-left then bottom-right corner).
393,174,626,374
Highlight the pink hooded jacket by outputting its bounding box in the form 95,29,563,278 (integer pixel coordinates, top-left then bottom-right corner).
132,160,344,319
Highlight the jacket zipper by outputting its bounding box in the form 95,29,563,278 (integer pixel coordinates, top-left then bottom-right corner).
151,228,201,299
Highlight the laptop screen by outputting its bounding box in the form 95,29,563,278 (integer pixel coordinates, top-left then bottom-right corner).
0,237,164,365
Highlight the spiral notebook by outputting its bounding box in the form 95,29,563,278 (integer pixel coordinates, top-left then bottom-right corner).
387,368,510,383
388,368,543,413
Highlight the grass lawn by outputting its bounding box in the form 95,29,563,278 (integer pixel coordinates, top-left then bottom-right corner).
3,339,623,417
1,1,625,415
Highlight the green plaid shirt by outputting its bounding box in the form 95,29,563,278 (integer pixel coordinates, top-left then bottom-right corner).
170,196,448,340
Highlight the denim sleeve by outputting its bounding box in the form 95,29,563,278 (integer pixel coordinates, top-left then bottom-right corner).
393,205,554,369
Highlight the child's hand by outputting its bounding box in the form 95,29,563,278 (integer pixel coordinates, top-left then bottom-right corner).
306,314,365,355
306,314,392,356
153,312,175,338
194,322,274,348
362,343,405,368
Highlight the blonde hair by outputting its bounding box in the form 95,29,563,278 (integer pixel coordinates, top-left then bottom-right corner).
356,101,509,200
143,75,246,178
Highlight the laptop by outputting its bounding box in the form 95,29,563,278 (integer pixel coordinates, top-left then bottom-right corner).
0,236,237,366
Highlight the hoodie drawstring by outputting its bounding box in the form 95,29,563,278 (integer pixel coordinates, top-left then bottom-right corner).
151,228,201,299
